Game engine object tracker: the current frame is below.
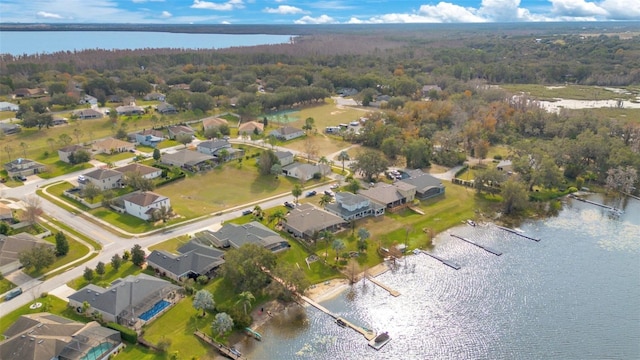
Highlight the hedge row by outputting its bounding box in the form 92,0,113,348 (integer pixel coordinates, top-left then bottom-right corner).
454,164,469,178
106,322,138,343
156,173,186,187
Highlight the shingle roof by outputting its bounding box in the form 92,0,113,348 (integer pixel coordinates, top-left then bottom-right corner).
202,117,229,128
162,149,214,166
359,184,405,205
238,121,263,133
0,233,54,267
68,274,179,318
168,125,194,135
285,203,345,236
147,242,225,279
273,126,303,135
138,129,164,137
197,139,230,150
398,170,443,193
114,163,160,176
93,138,133,150
209,222,286,249
122,192,167,207
274,151,293,161
83,168,122,181
58,144,84,153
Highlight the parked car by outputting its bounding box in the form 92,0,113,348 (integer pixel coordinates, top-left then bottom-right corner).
306,190,317,197
16,175,27,182
242,209,253,216
324,190,334,197
284,201,296,209
4,288,22,301
330,184,339,189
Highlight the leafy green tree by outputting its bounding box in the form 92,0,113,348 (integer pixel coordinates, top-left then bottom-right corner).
267,209,287,226
193,289,215,317
81,182,101,203
152,206,173,223
153,148,161,162
258,149,279,176
55,231,69,256
0,222,10,235
319,194,333,207
302,117,315,132
95,261,106,276
345,177,361,194
381,137,403,160
69,150,91,164
124,171,155,192
502,179,529,215
351,149,389,181
131,244,146,267
270,163,282,177
83,267,94,281
167,91,189,111
189,93,214,113
176,133,192,148
18,245,55,272
403,138,432,169
320,230,335,261
267,262,310,301
111,253,122,271
236,291,255,315
337,151,350,173
221,244,276,293
212,313,234,337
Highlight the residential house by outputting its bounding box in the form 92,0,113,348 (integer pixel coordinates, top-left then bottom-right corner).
337,88,358,97
202,116,229,131
496,160,513,172
274,151,294,166
3,158,46,178
167,125,195,140
0,202,13,222
283,203,345,239
135,129,165,147
79,94,98,105
52,116,69,126
358,182,416,211
238,121,264,135
58,145,88,164
0,313,122,360
114,163,162,180
169,83,190,90
0,122,20,135
161,149,214,171
13,88,45,98
147,241,225,282
0,101,19,111
399,169,445,200
269,126,305,141
282,162,330,181
0,233,55,275
73,108,104,120
196,139,244,161
203,222,289,252
116,105,145,116
122,191,170,221
92,137,135,154
156,103,178,115
78,168,122,190
144,92,166,101
68,274,180,326
324,192,386,221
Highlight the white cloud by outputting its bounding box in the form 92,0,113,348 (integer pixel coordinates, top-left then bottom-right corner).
550,0,607,17
294,14,337,24
600,0,640,19
132,0,164,3
160,10,172,17
221,20,231,24
347,17,363,24
418,3,486,22
36,11,64,19
191,0,244,11
264,5,305,14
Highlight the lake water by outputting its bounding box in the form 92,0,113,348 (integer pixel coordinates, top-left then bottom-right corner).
0,31,292,56
242,194,640,359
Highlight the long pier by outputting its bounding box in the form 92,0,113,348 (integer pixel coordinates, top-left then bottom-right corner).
495,225,541,242
194,330,247,360
365,273,400,297
414,249,461,270
450,234,502,256
299,295,377,341
569,194,623,213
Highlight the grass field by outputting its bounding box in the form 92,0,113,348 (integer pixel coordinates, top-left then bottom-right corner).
67,261,146,290
0,295,89,335
0,278,17,295
564,107,640,124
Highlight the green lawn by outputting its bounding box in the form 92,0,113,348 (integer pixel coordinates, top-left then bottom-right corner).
89,208,155,233
0,278,17,294
564,107,640,124
148,235,191,253
0,295,89,334
67,261,146,290
0,170,22,187
94,152,136,163
0,110,16,120
36,154,93,179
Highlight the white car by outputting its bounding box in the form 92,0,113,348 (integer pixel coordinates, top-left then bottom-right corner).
330,184,339,189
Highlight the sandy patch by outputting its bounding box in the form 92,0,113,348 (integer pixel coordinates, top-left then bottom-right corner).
545,86,566,90
304,278,349,302
330,111,344,115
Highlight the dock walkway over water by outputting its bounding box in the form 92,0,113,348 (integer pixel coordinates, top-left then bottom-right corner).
194,330,246,360
450,234,502,256
569,194,623,213
495,225,541,242
365,273,400,297
299,295,377,341
414,249,461,270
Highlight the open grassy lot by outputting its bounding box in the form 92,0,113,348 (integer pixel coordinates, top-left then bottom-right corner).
0,111,16,120
280,132,351,159
0,278,17,294
67,261,146,290
148,235,191,253
94,151,136,163
499,84,637,101
36,153,93,179
0,295,89,334
0,170,23,187
564,107,640,124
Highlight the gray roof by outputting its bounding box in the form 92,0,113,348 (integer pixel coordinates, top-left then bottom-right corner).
114,163,160,176
58,144,84,153
272,126,303,136
68,273,179,318
197,139,230,150
168,125,194,135
282,162,329,175
162,149,214,166
147,244,224,279
285,203,345,236
274,151,293,161
122,191,167,207
398,170,443,193
0,233,54,267
209,221,287,249
83,168,122,181
325,192,385,219
358,184,405,205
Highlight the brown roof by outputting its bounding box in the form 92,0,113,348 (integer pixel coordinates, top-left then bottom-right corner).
0,233,54,267
83,168,121,180
93,138,134,151
202,117,229,129
238,121,264,133
114,163,160,176
122,191,167,207
0,202,12,218
58,144,84,153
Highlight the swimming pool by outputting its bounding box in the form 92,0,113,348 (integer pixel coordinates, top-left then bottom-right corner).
138,300,170,321
80,342,113,360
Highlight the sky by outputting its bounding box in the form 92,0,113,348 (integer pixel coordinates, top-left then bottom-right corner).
0,0,638,24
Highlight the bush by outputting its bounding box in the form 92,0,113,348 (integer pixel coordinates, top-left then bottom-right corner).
156,173,185,186
196,275,209,285
313,172,322,180
493,155,503,160
157,337,172,352
454,165,469,178
106,322,138,343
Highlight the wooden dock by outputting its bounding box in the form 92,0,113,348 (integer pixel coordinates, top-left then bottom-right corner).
495,225,541,242
299,295,377,341
365,273,400,297
450,234,502,256
569,194,623,213
194,330,247,360
414,249,461,270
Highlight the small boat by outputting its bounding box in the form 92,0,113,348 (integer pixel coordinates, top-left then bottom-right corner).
374,332,389,343
466,219,476,227
336,318,347,327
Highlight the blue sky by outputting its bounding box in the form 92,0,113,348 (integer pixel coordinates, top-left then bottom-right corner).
0,0,637,24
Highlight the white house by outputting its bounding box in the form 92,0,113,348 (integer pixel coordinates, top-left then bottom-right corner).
122,191,170,221
0,102,19,112
282,162,330,181
78,168,122,190
269,126,305,141
114,163,162,180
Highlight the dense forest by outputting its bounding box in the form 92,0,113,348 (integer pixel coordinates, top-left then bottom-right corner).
2,25,639,206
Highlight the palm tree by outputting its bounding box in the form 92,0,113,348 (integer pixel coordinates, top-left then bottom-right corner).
319,194,332,207
19,142,28,158
318,156,329,165
320,230,334,262
268,209,287,226
337,151,350,173
236,291,255,315
292,184,303,203
47,138,56,153
332,239,345,263
253,205,264,220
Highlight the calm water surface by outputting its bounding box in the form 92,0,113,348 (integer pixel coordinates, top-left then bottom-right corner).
0,31,292,55
243,195,640,359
